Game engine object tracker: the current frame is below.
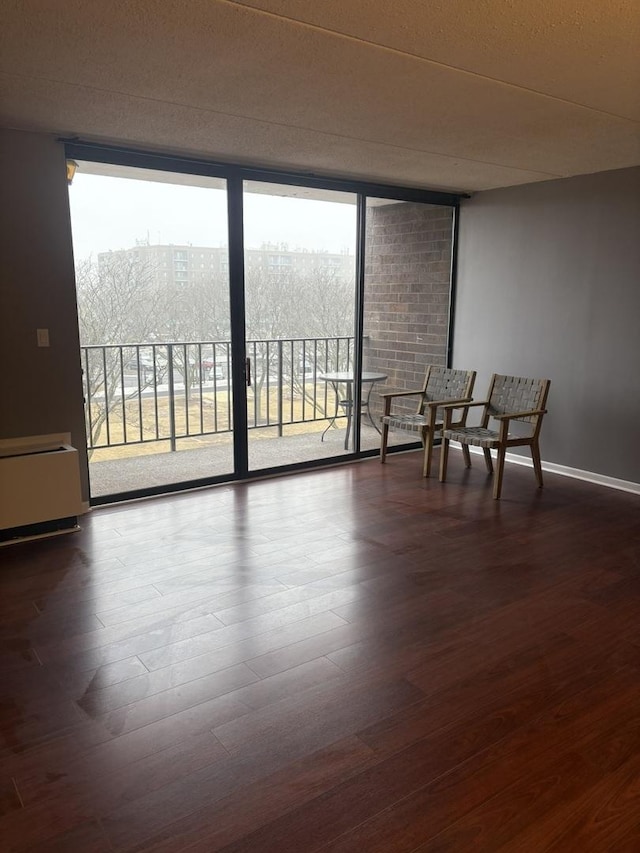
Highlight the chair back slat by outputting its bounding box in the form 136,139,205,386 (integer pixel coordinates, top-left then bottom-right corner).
424,366,475,403
419,366,475,418
488,375,549,423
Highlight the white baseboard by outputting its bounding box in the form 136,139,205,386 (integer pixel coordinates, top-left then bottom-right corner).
464,446,640,496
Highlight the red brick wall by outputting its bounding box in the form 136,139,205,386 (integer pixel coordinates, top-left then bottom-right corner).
363,202,453,415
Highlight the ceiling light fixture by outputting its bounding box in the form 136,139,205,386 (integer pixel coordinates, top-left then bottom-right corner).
66,159,78,185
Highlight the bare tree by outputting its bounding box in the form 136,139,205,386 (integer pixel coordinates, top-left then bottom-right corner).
244,265,355,420
76,253,164,449
154,272,230,390
76,253,160,345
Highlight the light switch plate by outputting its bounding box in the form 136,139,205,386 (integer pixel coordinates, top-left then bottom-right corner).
37,328,50,347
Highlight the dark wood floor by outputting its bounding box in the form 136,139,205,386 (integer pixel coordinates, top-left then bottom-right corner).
1,451,639,852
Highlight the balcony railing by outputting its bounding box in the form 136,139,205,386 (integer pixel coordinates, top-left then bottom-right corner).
81,337,355,451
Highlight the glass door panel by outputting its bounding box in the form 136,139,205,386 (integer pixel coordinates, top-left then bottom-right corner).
68,164,233,498
242,183,358,469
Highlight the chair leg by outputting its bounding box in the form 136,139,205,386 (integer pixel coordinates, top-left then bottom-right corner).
461,444,472,469
532,441,544,488
380,422,389,464
493,446,506,499
423,429,434,477
483,448,494,474
439,437,450,482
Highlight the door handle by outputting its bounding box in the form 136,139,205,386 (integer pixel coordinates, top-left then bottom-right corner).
245,357,251,387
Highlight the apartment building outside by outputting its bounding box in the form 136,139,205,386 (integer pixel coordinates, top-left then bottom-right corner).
97,242,354,286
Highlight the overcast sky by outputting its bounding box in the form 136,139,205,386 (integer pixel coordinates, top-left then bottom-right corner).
68,173,357,261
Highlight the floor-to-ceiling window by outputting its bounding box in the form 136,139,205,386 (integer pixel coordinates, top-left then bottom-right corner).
66,146,460,502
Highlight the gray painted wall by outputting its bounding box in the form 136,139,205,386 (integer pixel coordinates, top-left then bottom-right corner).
454,166,640,484
0,129,90,500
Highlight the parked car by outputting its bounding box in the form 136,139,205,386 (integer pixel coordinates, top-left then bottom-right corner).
200,358,226,380
125,351,167,383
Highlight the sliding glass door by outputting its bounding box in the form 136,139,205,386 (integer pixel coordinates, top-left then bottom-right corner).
68,165,234,498
242,182,360,471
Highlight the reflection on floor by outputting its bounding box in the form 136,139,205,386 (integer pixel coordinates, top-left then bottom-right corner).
2,454,639,850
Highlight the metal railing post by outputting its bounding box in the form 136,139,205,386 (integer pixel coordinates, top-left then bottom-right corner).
167,345,177,452
277,340,284,437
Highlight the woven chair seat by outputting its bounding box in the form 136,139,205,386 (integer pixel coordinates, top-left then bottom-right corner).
382,413,443,433
444,426,500,448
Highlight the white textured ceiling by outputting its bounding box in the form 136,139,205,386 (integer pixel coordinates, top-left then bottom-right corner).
1,0,638,192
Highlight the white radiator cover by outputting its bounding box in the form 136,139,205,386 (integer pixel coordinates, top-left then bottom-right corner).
0,433,84,531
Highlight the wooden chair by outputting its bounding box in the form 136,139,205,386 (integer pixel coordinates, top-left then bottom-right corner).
379,366,476,477
439,373,551,499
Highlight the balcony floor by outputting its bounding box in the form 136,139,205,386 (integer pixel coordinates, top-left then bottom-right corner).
88,424,416,498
